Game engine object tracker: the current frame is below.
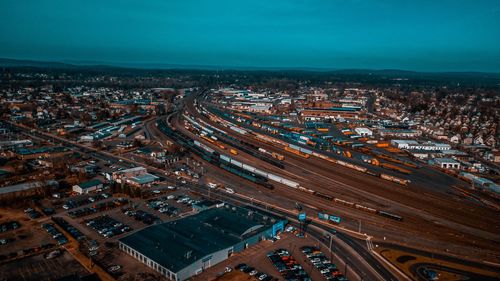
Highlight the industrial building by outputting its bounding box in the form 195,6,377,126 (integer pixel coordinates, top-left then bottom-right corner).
433,158,461,169
119,203,287,281
391,140,451,151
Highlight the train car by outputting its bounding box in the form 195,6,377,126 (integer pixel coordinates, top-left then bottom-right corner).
314,191,334,201
378,210,403,221
380,163,412,175
271,152,285,161
284,146,310,158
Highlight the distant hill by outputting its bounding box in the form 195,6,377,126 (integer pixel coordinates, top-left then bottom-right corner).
0,58,79,69
1,57,500,80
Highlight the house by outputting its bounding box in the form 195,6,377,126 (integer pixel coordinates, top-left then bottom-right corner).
450,134,461,144
485,135,496,147
72,179,103,194
474,135,484,145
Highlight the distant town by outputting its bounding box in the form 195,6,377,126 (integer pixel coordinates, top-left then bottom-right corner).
0,66,499,281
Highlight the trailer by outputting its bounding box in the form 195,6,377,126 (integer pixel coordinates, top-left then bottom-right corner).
378,211,403,221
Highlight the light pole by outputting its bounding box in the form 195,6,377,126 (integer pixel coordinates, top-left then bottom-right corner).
329,233,334,261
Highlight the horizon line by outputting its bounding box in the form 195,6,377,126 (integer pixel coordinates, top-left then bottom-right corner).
1,57,500,75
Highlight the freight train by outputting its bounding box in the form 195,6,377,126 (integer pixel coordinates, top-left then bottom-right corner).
157,119,274,190
165,111,405,222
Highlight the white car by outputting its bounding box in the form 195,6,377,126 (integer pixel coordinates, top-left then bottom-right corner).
152,190,161,194
108,265,121,272
208,183,217,189
167,185,176,190
167,195,175,200
225,188,235,194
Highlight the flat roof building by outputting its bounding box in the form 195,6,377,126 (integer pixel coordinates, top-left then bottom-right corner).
433,158,461,170
391,140,451,151
354,127,373,137
119,204,286,281
126,173,159,187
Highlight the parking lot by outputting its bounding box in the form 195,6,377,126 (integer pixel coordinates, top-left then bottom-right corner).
41,223,68,245
300,246,348,281
0,250,91,281
194,231,326,281
267,248,311,280
84,214,132,238
0,209,54,260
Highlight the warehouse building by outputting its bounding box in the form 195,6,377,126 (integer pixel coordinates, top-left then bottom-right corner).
433,157,461,169
119,204,286,281
391,140,451,151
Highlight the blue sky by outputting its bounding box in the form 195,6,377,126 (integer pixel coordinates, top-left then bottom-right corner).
1,0,499,72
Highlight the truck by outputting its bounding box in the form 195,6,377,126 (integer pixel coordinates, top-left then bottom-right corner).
317,213,341,224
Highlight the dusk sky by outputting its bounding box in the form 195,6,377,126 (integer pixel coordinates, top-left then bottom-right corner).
1,0,500,72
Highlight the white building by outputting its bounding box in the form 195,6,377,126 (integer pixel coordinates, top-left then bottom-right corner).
391,140,451,151
72,179,103,194
354,127,373,137
433,158,461,169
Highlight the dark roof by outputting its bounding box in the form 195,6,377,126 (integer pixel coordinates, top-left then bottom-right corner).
77,179,102,189
15,146,69,155
119,205,283,272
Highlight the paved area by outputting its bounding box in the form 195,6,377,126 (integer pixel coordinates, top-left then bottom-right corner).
0,250,89,281
193,232,327,281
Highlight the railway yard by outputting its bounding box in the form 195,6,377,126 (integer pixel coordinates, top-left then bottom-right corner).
1,86,499,281
152,89,500,279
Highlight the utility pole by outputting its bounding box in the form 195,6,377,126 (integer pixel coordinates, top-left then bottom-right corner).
344,262,348,278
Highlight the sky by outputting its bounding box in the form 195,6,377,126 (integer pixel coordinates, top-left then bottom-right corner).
1,0,500,72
